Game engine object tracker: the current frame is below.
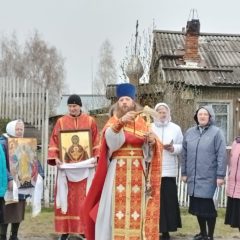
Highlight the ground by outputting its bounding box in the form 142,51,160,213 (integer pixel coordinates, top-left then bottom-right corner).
11,207,240,240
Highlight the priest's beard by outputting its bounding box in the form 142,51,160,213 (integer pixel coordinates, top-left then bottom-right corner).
115,102,136,119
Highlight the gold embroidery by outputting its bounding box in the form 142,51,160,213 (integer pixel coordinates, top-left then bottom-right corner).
48,147,59,151
55,216,80,220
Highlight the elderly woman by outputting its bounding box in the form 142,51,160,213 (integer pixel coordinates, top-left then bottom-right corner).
0,120,43,240
151,103,182,240
181,106,227,240
0,120,25,240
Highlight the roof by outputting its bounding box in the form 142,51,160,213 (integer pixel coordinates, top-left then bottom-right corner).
54,94,110,116
152,30,240,86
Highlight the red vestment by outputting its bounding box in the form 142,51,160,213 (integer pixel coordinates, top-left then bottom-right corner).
83,116,162,239
48,113,99,234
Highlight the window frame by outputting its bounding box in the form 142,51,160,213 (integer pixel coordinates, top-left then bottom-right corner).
196,99,233,145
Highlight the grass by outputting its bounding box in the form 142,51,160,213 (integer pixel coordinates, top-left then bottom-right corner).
18,207,240,239
19,207,55,238
173,208,240,239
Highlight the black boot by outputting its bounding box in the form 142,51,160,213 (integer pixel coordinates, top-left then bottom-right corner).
9,236,19,240
0,235,6,240
161,232,170,240
0,224,8,240
193,233,207,240
79,234,85,240
58,234,69,240
9,223,20,240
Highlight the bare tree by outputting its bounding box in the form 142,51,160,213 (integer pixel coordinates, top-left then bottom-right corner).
0,33,24,78
94,39,117,95
0,31,66,115
23,32,65,114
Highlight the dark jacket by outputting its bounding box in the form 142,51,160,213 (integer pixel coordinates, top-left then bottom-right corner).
181,105,227,198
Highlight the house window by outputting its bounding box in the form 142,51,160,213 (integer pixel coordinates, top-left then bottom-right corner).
197,101,232,145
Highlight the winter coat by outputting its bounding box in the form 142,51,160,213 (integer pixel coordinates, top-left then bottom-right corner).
226,139,240,199
181,105,227,198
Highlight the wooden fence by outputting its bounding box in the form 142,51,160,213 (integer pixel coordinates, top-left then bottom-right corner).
45,165,229,208
0,78,229,208
177,168,228,208
0,77,50,205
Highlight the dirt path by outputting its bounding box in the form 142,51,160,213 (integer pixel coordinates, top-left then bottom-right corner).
18,234,240,240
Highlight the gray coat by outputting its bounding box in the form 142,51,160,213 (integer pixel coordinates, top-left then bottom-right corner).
181,106,227,198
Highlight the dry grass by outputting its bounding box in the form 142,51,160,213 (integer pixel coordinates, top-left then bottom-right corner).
173,208,240,239
17,207,240,239
19,207,55,239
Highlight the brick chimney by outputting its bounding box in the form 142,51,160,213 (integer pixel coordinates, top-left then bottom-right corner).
184,19,200,62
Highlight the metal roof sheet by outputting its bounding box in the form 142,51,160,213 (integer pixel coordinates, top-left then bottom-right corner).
153,30,240,86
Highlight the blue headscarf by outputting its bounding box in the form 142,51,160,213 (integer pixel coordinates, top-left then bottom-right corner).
0,144,7,197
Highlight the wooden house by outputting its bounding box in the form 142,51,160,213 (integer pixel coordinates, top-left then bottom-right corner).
149,18,240,144
106,18,240,144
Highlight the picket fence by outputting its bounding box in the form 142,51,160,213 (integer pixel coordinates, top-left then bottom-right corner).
45,164,229,208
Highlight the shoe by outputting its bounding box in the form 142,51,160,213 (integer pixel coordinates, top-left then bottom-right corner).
161,232,170,240
193,233,205,240
58,234,69,240
79,234,86,240
9,236,19,240
161,236,170,240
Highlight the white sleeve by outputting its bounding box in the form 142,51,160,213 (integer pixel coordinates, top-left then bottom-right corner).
105,127,125,154
172,126,183,155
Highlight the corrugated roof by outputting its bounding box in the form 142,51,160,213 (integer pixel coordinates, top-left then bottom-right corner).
152,30,240,86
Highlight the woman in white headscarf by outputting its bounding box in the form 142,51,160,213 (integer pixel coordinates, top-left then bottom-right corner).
0,120,43,240
151,103,183,240
0,120,26,240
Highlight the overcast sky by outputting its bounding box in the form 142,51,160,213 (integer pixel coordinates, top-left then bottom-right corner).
0,0,240,94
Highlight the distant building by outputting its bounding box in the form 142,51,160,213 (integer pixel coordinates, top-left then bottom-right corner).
55,94,110,115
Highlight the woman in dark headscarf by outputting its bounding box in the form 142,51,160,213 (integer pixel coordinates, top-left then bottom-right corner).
181,106,227,240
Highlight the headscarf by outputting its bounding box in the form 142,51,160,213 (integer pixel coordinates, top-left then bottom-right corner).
193,105,215,126
154,102,171,127
6,119,24,137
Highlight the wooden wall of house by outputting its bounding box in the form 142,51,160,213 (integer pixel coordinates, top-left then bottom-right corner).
199,87,240,140
94,85,239,143
137,81,240,139
161,86,240,141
